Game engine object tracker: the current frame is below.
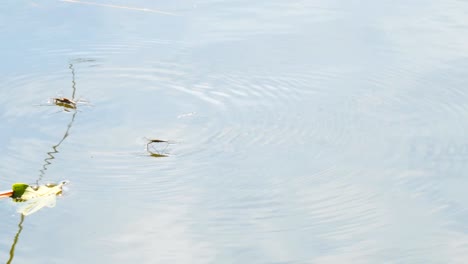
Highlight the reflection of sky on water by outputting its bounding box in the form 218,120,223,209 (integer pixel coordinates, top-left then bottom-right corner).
1,0,468,263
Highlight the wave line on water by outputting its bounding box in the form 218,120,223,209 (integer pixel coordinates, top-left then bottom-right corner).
60,0,179,16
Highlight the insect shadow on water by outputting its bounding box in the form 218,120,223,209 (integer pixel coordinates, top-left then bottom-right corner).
5,60,90,264
145,138,175,158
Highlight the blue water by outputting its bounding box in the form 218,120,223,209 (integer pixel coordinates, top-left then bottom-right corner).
1,1,468,263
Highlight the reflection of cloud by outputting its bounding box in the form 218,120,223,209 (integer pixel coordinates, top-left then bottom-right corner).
108,202,215,263
189,0,342,42
379,2,468,61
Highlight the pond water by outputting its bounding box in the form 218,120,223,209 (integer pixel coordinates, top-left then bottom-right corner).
1,1,468,263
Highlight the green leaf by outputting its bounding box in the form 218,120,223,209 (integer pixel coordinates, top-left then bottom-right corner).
11,183,29,198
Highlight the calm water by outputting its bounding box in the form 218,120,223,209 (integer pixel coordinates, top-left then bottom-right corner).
1,1,468,263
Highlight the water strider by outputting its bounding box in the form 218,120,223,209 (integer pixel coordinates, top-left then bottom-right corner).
51,97,77,110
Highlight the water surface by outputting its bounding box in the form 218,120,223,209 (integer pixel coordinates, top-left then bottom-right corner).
1,0,468,263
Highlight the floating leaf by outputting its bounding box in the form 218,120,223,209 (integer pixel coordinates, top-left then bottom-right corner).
12,181,69,216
